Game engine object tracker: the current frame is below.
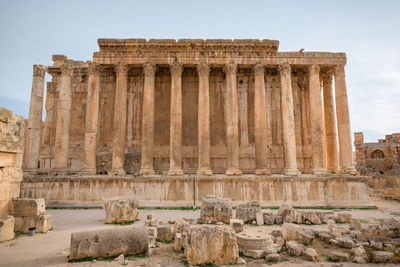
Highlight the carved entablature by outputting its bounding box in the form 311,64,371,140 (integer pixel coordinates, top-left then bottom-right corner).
61,65,74,77
87,61,99,75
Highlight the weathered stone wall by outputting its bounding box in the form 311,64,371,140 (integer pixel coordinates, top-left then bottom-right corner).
20,175,371,208
0,107,24,218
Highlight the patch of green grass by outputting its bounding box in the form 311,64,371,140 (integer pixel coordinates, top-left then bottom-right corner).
68,257,95,263
156,239,172,244
349,226,355,231
391,211,400,216
353,218,369,224
125,254,147,261
106,220,136,226
280,258,289,262
181,259,190,267
324,244,331,249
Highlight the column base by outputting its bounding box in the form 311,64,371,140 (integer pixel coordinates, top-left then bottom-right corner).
226,168,242,176
283,168,301,176
140,168,155,176
168,169,184,176
327,167,340,174
254,168,271,175
342,165,358,175
109,169,126,176
312,168,328,175
197,168,213,176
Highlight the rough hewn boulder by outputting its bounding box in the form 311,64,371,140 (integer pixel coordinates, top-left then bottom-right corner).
200,195,232,223
286,240,304,256
263,212,274,225
337,212,352,224
236,201,260,223
0,216,14,241
302,211,321,224
157,225,174,241
14,214,52,233
305,247,318,261
277,204,295,222
336,236,355,248
69,226,148,260
330,251,349,262
186,225,238,265
11,198,45,217
372,251,393,263
281,223,314,245
103,198,139,223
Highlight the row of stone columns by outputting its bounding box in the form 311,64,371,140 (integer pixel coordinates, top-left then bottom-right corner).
24,62,357,176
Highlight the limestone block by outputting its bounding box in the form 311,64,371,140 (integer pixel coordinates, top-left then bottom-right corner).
305,247,318,261
329,251,349,262
337,212,352,224
255,212,264,226
236,231,274,252
265,253,280,262
275,215,283,224
352,246,367,260
243,249,264,259
270,229,282,237
174,233,182,251
281,223,314,245
263,212,274,225
302,211,321,224
200,195,232,223
354,256,367,263
0,216,14,241
103,198,139,223
147,214,155,220
286,240,304,256
148,227,157,237
12,198,45,217
236,201,260,223
229,218,244,233
277,204,295,221
186,225,238,266
14,214,52,233
336,236,354,248
69,226,149,260
370,240,383,250
174,219,189,234
157,225,173,241
372,251,393,263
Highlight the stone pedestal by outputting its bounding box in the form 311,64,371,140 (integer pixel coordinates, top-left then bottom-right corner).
54,65,73,170
24,65,47,172
110,63,128,176
308,65,327,174
279,64,300,176
224,63,241,176
168,63,183,176
140,63,156,175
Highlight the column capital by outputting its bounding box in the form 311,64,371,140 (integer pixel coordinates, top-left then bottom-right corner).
196,62,210,76
87,62,99,75
334,64,346,77
278,64,291,76
61,65,74,77
143,62,156,77
170,62,183,77
33,65,47,77
253,63,265,76
307,64,320,75
224,62,237,75
321,70,333,82
115,63,129,76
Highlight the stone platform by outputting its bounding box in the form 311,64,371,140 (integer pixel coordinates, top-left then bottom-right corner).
20,174,372,208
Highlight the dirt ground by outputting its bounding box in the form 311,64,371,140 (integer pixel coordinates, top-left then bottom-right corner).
0,197,399,267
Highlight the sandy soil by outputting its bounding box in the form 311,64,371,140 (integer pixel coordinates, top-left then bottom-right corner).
0,198,399,267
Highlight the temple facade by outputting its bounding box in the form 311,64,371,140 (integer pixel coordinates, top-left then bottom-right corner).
23,38,357,177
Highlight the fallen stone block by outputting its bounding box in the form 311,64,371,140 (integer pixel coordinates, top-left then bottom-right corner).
329,251,349,262
148,227,157,238
263,212,274,225
157,225,173,241
281,223,314,245
0,216,14,241
354,256,367,264
236,231,274,253
229,219,244,233
12,198,45,217
336,236,355,249
174,233,182,251
275,215,283,224
270,229,282,237
147,214,155,220
286,240,304,256
305,247,318,261
103,198,138,224
14,214,52,233
277,204,294,222
370,240,383,250
69,227,149,260
236,201,260,223
352,246,368,261
372,251,393,263
265,253,280,262
302,211,321,224
243,249,264,259
200,195,232,223
337,212,352,224
256,212,264,226
186,225,238,266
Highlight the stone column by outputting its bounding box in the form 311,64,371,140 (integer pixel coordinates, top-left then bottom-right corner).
253,63,270,175
110,63,128,175
54,65,73,170
81,62,100,174
334,65,357,174
140,63,156,175
24,65,47,171
307,64,327,174
197,63,212,175
279,64,300,175
168,62,183,176
322,71,339,173
224,63,242,175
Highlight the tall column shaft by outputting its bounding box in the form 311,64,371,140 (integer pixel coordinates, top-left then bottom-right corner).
224,63,242,175
24,65,47,171
168,62,183,176
322,71,339,173
140,63,156,175
111,63,128,175
279,64,300,175
334,65,357,174
308,64,327,174
54,65,73,169
196,63,212,175
82,62,100,174
254,63,270,175
238,77,249,147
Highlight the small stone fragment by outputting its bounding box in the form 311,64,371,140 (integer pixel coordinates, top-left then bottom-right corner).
229,218,244,233
305,247,318,261
265,253,280,262
286,240,304,256
329,251,349,262
337,212,352,224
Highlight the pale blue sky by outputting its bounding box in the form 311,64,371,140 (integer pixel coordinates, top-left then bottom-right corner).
0,0,399,142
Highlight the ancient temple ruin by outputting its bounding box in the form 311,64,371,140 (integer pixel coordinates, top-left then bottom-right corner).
20,39,370,207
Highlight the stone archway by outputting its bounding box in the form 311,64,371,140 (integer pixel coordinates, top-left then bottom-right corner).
371,149,385,159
